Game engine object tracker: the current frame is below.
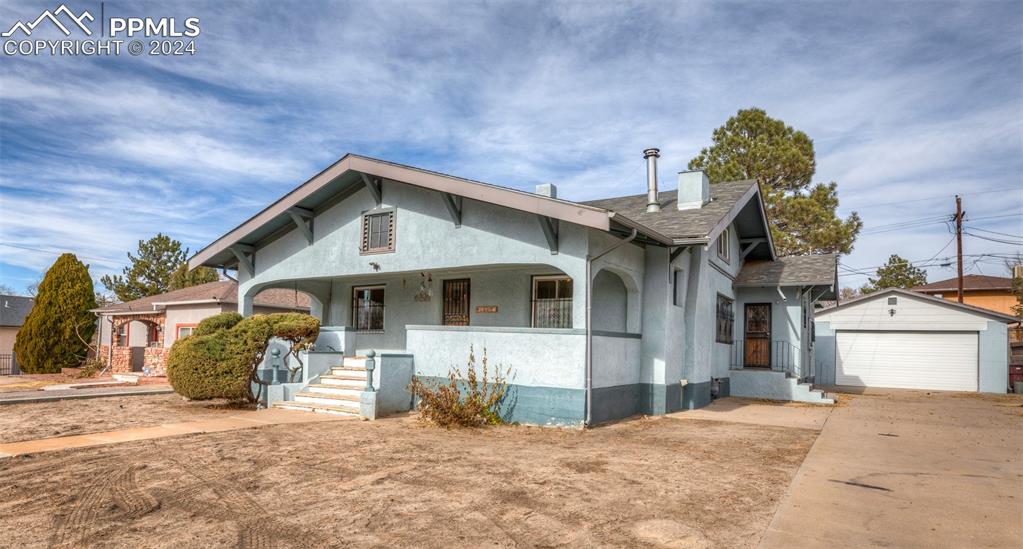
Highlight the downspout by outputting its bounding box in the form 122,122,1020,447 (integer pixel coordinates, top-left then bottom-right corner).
585,228,638,426
221,265,238,282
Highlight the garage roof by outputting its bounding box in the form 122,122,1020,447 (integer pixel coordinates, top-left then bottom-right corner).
816,288,1018,323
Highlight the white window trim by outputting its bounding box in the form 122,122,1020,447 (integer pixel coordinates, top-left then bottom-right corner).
531,275,572,328
717,227,731,262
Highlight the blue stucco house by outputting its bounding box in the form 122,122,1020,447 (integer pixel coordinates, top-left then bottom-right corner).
188,150,837,425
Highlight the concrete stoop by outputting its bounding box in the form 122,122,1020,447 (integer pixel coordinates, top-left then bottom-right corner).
271,356,368,417
728,369,834,404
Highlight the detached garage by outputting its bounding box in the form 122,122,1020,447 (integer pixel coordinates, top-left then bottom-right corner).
815,288,1013,393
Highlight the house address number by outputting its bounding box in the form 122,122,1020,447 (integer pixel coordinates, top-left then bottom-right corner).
475,305,498,313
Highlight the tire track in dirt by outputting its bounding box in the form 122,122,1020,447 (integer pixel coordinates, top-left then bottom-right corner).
168,458,332,549
49,468,123,548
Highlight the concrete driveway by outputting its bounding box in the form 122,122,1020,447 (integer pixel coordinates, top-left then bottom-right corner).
760,388,1023,548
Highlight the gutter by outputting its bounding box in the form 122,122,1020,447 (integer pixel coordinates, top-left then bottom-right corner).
585,228,637,426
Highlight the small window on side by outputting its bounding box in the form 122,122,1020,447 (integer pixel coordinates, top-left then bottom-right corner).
717,227,730,262
673,269,685,307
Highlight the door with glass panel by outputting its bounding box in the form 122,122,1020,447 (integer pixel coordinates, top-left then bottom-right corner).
442,279,470,326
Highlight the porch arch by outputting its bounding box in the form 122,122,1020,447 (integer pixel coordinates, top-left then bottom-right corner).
591,266,641,333
240,280,327,322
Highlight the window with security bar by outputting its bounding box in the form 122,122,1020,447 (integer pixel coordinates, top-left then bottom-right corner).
532,276,573,328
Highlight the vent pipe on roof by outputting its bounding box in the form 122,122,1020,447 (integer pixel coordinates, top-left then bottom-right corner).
644,148,660,213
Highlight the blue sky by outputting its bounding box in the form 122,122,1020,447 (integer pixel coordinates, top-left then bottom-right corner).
1,0,1020,295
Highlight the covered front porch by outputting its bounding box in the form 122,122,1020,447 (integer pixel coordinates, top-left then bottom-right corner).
243,261,642,425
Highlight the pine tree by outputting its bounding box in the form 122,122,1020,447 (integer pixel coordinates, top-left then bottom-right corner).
13,253,97,373
101,233,214,301
689,108,862,256
169,262,220,291
860,254,928,294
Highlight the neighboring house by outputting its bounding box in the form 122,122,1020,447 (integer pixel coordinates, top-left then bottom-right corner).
0,294,33,360
815,288,1014,393
92,281,309,375
187,152,837,425
913,274,1018,318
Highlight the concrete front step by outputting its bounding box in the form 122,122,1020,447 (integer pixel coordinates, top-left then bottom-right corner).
304,384,363,398
319,375,367,388
295,391,362,406
730,369,834,404
343,357,368,368
331,366,367,378
272,401,359,416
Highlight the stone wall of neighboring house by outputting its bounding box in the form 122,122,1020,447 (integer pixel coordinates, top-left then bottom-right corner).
98,344,170,375
144,347,169,375
104,345,132,373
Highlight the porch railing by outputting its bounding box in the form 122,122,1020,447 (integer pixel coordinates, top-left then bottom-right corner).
0,352,19,376
531,298,573,329
729,340,802,379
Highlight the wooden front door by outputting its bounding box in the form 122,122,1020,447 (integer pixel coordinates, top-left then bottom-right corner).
744,303,771,368
442,279,471,326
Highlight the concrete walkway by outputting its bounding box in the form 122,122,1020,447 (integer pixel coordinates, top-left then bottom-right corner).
759,389,1023,548
0,385,173,404
671,397,833,431
0,408,352,458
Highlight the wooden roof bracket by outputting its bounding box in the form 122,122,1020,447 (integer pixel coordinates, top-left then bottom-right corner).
538,215,559,255
441,192,462,227
360,172,382,205
287,206,314,244
230,244,255,277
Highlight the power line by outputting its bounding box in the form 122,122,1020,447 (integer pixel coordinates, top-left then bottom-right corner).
965,226,1023,239
964,232,1023,246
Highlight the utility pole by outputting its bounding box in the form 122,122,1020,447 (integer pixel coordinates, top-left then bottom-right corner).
955,195,964,304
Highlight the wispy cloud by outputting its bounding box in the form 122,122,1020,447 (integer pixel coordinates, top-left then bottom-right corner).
0,0,1020,293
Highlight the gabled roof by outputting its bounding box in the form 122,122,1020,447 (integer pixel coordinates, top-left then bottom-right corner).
913,274,1014,292
583,180,757,241
92,281,309,314
0,295,33,327
189,154,777,269
815,287,1019,323
734,254,838,290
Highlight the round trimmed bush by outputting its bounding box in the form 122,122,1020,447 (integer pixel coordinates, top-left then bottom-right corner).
166,333,248,400
166,312,319,402
194,312,243,336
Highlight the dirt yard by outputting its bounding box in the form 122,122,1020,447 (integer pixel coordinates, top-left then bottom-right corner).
0,403,817,548
0,394,247,443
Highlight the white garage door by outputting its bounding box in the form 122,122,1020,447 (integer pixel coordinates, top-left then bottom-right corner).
836,331,978,391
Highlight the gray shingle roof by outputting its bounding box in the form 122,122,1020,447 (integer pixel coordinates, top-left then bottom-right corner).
93,281,310,314
582,180,756,240
0,295,33,327
734,253,838,287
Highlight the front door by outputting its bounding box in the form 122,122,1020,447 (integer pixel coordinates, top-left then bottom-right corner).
442,279,470,326
744,303,771,368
